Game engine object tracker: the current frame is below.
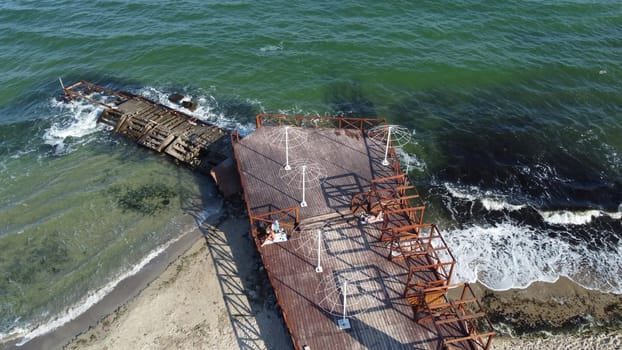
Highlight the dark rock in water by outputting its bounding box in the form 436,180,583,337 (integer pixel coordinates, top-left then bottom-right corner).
168,93,184,104
181,100,198,111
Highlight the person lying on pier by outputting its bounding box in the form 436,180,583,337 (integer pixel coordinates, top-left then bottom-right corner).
360,210,384,224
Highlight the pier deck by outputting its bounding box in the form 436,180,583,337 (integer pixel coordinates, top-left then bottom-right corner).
62,80,493,349
233,117,494,350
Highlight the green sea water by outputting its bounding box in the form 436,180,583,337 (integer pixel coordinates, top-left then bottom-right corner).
1,0,621,342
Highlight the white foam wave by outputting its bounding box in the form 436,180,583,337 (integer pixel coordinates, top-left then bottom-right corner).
395,148,426,173
443,182,621,225
194,205,222,225
259,41,284,52
44,98,106,154
443,222,622,294
443,183,525,211
480,197,526,212
538,209,622,226
10,231,190,346
137,87,257,136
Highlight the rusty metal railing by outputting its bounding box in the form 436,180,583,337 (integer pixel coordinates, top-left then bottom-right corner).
256,113,386,131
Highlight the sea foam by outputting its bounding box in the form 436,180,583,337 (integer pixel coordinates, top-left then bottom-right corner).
43,98,107,154
443,182,621,225
137,86,257,136
395,147,426,173
443,221,622,294
438,182,622,293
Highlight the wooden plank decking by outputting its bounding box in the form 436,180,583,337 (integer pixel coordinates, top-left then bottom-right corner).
262,220,441,349
234,126,396,221
233,125,482,350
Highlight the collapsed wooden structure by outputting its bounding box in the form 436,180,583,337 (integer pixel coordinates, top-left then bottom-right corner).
62,81,232,174
233,114,495,349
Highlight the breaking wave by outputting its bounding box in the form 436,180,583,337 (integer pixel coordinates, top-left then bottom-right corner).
538,209,622,226
436,182,622,294
442,182,621,225
43,98,107,154
444,221,622,294
137,86,258,136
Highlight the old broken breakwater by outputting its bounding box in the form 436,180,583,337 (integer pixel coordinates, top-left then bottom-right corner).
62,81,233,175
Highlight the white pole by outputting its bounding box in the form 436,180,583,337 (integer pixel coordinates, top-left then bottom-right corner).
315,229,323,273
58,77,65,90
284,126,291,170
300,165,307,207
342,281,348,322
382,126,392,166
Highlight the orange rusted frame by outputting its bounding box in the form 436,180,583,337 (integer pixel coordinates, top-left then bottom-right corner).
381,206,427,235
370,189,421,211
250,207,299,238
380,222,434,241
416,224,457,263
404,261,456,295
63,80,129,109
406,283,453,322
386,235,426,260
370,173,408,190
376,194,421,211
255,113,386,131
427,283,496,350
350,185,421,217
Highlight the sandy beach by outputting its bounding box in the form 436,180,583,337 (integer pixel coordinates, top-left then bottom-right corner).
62,204,293,350
7,202,615,350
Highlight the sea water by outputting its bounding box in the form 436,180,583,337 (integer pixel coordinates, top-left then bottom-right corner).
0,0,620,343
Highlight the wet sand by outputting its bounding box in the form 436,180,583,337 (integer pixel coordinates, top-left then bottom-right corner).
475,277,622,335
494,330,622,350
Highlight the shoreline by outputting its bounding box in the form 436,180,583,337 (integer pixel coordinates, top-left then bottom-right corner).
494,329,622,349
64,205,292,350
0,221,205,350
474,277,622,336
2,205,621,349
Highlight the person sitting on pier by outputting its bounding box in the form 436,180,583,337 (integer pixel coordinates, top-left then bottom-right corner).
261,224,275,247
261,220,287,247
360,210,384,224
271,219,281,233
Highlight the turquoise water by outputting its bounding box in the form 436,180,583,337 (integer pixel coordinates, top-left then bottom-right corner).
1,0,621,342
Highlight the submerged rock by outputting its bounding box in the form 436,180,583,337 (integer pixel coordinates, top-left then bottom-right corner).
168,93,184,104
181,100,197,111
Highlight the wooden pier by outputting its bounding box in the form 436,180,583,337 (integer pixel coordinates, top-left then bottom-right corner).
232,114,495,350
62,81,232,175
62,81,495,349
